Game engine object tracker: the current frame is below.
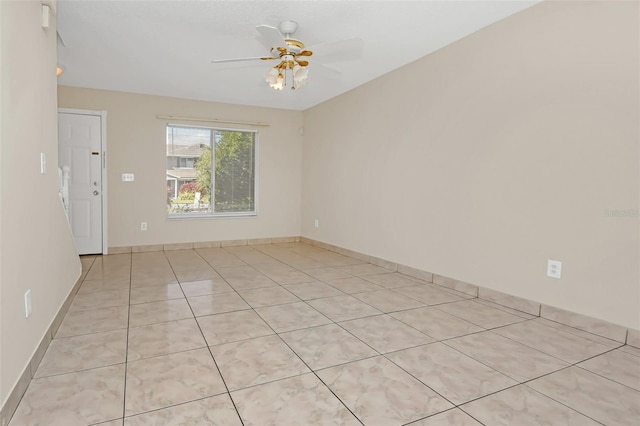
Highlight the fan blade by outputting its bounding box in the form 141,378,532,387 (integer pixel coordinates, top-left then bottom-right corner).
295,60,309,67
211,56,278,64
256,24,286,50
311,63,342,81
308,37,364,62
297,50,313,57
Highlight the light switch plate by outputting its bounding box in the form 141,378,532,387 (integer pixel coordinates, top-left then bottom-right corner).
40,152,46,174
547,259,562,279
25,289,32,318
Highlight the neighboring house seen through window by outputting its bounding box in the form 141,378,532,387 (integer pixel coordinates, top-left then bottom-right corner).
166,125,256,217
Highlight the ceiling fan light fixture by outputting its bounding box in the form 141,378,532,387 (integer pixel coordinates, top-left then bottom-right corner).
265,67,285,90
293,64,308,81
274,73,284,90
265,67,279,84
265,61,308,91
292,65,309,90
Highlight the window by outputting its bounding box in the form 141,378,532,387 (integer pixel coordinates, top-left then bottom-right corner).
178,157,195,168
166,125,256,217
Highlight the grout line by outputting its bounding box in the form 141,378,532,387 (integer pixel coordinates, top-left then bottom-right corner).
120,251,133,421
121,392,230,423
517,377,607,425
572,353,640,393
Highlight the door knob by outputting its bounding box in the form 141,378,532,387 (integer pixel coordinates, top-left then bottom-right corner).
93,190,99,196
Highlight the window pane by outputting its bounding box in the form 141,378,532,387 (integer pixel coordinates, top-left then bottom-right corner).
166,126,212,215
214,130,255,213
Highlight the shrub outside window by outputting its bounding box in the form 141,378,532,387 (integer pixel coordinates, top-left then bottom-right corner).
166,125,256,217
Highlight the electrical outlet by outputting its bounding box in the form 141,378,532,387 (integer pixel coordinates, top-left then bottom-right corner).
141,222,147,231
314,219,319,228
122,173,135,182
547,259,562,279
25,289,32,318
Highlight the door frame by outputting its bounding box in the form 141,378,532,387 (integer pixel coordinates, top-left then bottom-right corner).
58,108,109,255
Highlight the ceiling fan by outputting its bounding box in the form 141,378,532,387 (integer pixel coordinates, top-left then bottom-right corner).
212,21,362,91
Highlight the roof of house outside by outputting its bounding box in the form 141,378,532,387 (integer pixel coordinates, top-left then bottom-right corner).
166,144,203,157
166,168,197,180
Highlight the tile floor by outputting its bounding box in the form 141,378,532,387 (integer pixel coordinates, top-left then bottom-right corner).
9,243,640,425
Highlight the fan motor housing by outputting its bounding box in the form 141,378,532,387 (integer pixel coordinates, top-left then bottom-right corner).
279,20,298,35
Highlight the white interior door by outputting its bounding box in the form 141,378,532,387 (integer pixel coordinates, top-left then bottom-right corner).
58,112,103,254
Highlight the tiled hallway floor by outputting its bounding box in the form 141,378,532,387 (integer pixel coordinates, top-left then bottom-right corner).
10,243,640,425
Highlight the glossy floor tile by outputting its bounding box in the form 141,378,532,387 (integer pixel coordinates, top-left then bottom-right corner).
492,319,613,363
126,318,206,360
435,299,528,329
340,314,435,353
307,294,382,322
128,298,193,327
410,408,482,425
352,289,425,313
280,323,377,370
317,356,453,425
236,286,300,308
129,283,184,305
445,331,570,382
304,267,353,281
11,243,637,425
460,385,601,425
256,267,316,285
197,309,275,346
232,373,361,425
255,301,331,332
124,348,226,416
391,306,484,340
283,280,345,300
56,305,129,338
68,288,130,312
326,276,386,294
210,334,309,391
577,348,640,391
77,277,130,295
179,278,233,297
387,342,517,405
362,272,423,289
392,284,468,306
124,394,242,426
11,365,125,425
527,366,640,425
187,291,250,317
34,329,127,378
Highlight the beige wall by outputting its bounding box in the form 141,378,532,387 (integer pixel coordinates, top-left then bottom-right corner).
0,1,81,407
58,87,303,248
302,1,639,328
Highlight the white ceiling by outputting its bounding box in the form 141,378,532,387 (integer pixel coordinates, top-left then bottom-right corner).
57,1,539,111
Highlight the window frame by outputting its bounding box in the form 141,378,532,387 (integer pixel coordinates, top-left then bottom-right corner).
166,123,258,219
